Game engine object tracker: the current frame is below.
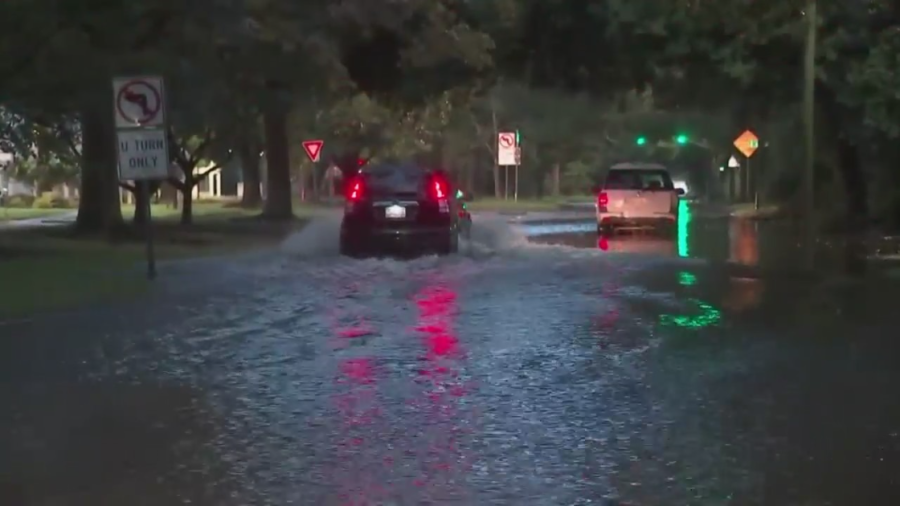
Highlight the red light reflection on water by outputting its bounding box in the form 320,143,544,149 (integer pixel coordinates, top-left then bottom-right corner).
591,260,622,345
410,282,473,500
327,283,388,505
598,236,609,250
332,355,388,505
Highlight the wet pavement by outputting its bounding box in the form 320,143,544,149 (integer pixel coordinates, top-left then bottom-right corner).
2,204,900,505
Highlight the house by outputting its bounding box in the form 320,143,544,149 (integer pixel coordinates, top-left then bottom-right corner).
122,155,266,204
192,156,265,200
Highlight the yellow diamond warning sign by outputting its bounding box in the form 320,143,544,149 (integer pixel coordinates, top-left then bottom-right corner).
733,130,759,158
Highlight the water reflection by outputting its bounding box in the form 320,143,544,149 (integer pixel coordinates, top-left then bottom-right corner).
596,235,676,256
729,219,759,266
678,271,697,286
659,269,722,329
677,199,691,258
327,275,388,505
659,299,721,329
724,218,764,313
411,280,473,502
332,355,385,505
723,278,764,313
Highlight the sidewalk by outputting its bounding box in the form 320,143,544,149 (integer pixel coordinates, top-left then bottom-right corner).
0,211,77,230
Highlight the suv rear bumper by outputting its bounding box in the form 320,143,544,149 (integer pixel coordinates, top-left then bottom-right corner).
341,224,455,250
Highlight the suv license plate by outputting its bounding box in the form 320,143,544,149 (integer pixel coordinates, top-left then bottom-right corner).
385,205,406,219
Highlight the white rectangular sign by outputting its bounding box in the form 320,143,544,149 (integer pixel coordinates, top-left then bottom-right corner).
117,128,170,181
112,76,166,128
497,132,517,166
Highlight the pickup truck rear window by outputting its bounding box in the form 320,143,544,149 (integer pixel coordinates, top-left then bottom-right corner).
604,169,674,191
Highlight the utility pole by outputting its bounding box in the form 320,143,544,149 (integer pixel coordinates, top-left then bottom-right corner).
803,0,817,258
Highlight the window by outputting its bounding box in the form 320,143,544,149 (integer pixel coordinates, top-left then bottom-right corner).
604,169,674,191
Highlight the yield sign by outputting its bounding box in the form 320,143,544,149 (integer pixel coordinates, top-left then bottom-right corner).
301,139,324,162
733,130,759,158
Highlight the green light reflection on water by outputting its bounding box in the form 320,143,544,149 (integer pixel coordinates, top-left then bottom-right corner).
677,199,691,258
679,271,697,286
664,201,721,328
660,299,722,329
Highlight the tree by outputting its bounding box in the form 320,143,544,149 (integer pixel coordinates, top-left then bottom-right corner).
600,0,900,227
7,155,79,194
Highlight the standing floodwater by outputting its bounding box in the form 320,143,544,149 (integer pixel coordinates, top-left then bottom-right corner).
2,209,899,505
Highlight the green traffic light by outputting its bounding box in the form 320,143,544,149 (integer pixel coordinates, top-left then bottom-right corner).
676,134,688,144
515,130,520,145
636,136,647,145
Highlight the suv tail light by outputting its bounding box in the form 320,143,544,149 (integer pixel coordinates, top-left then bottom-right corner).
430,177,447,200
346,177,364,201
429,175,450,213
597,191,609,211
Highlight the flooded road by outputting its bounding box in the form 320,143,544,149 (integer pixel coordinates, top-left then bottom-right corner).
2,205,900,505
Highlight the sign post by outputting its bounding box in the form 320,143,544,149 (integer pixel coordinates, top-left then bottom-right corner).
732,130,760,209
113,76,169,280
497,132,516,200
514,147,521,202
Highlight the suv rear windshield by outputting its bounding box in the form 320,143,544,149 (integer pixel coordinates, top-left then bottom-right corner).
362,163,426,194
604,169,674,191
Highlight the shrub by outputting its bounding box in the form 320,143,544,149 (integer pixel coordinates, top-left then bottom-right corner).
2,194,35,208
32,193,72,209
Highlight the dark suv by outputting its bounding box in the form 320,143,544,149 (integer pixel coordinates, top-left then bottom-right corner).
339,162,465,257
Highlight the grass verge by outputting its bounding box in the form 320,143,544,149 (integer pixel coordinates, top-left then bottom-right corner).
0,208,72,222
0,206,310,319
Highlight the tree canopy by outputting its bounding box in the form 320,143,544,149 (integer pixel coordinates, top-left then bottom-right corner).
1,0,898,229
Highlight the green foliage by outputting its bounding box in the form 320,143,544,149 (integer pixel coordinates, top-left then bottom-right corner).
2,194,35,208
32,192,71,209
8,149,79,191
559,161,594,195
2,0,899,214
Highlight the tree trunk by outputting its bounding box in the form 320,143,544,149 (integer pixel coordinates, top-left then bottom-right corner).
160,181,178,209
76,99,123,234
239,141,262,207
834,137,867,226
491,104,502,198
818,84,868,229
181,180,194,225
261,107,293,220
552,163,560,197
